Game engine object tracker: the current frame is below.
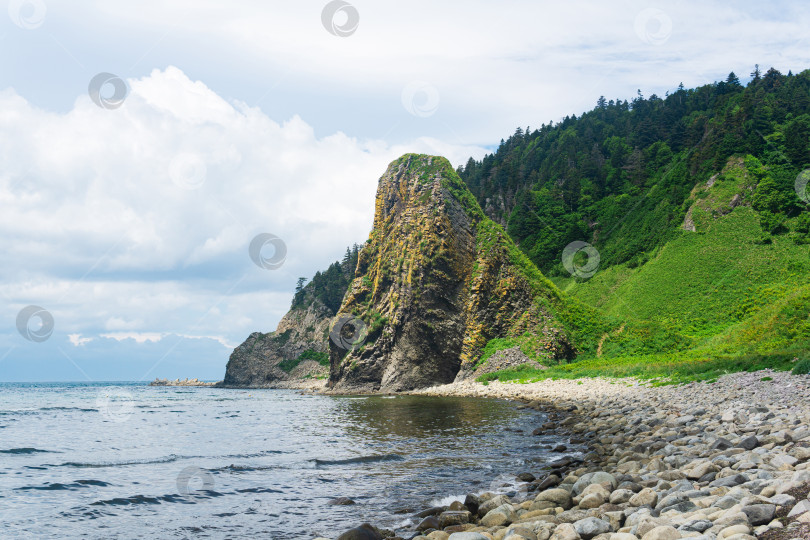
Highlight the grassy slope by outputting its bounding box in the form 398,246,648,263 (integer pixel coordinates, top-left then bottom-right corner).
481,192,810,384
432,155,694,369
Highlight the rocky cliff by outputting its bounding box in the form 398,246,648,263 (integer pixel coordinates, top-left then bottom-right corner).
221,300,332,387
327,154,577,393
221,247,360,387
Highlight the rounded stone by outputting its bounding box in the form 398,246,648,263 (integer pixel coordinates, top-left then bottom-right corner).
640,525,680,540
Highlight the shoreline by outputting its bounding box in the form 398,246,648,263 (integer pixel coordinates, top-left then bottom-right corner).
327,369,810,540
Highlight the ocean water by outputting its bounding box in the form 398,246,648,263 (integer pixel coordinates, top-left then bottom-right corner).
0,382,569,539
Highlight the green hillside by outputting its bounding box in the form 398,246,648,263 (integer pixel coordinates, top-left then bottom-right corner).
462,67,810,383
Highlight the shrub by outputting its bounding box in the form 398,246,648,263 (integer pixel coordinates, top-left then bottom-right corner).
792,358,810,375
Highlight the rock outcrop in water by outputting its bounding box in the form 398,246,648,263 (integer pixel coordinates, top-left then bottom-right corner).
327,154,576,393
221,300,333,387
222,247,360,387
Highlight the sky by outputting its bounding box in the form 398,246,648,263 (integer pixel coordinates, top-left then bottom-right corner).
1,0,809,382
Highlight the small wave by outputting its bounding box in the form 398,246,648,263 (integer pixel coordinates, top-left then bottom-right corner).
210,464,288,473
313,454,404,467
76,479,111,486
429,494,466,507
57,449,284,469
58,454,186,468
235,487,282,494
225,450,284,459
1,447,58,454
39,406,97,412
15,479,111,491
90,490,223,507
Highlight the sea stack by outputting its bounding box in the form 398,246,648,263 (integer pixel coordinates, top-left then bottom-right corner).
327,154,576,393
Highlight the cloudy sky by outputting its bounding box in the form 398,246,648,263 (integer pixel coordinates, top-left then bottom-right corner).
1,0,809,381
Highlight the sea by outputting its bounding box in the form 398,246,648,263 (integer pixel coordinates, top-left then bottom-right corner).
0,382,571,539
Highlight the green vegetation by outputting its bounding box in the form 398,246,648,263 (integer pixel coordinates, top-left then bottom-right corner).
477,351,798,386
278,348,329,373
292,244,360,314
793,358,810,375
460,67,810,383
365,311,388,343
271,329,292,345
460,68,809,277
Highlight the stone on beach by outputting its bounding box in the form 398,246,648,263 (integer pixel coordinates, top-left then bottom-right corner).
394,371,810,540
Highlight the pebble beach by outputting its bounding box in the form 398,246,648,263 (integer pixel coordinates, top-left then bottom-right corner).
326,369,810,540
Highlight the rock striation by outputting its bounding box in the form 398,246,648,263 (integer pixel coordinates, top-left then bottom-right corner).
327,154,577,393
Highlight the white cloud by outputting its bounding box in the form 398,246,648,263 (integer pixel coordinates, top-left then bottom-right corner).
68,334,93,346
100,332,165,344
0,67,487,375
49,0,810,145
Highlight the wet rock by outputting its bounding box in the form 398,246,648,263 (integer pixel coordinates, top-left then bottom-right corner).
337,523,384,540
328,497,356,505
478,494,511,518
481,503,516,527
438,511,471,528
536,488,574,509
417,515,440,531
417,506,446,518
536,475,562,491
463,494,480,515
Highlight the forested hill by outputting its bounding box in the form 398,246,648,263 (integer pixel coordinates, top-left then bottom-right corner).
458,66,810,275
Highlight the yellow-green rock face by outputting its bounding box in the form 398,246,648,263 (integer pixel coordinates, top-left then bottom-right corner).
327,154,574,392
